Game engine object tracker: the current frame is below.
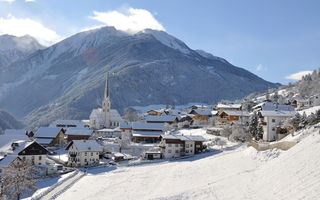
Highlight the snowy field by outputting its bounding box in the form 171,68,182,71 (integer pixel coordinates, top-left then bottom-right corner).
52,128,320,200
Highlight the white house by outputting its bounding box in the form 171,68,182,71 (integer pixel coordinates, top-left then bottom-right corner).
66,140,103,167
258,110,295,141
92,127,121,139
160,135,205,159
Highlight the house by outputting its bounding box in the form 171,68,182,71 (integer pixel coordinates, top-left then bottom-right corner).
0,135,30,155
145,115,179,124
219,110,250,125
92,127,121,138
120,122,164,143
296,99,312,109
189,109,215,121
65,128,93,141
0,155,24,175
217,103,242,113
253,102,294,112
258,110,295,141
147,109,165,116
49,120,89,128
160,135,205,158
5,141,49,166
66,140,102,167
34,127,67,147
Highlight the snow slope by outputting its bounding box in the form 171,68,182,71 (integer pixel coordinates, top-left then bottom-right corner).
55,128,320,200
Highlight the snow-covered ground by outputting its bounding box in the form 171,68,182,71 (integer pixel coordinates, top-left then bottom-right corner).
298,105,320,116
51,127,320,200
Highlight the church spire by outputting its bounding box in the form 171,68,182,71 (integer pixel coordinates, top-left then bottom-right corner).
104,72,110,99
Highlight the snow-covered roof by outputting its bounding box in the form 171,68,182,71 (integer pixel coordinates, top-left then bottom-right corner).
161,134,206,142
222,110,250,117
67,140,103,152
191,109,213,116
4,129,27,136
120,122,164,131
217,104,242,109
49,120,87,128
132,122,164,131
0,135,30,153
253,102,294,111
0,155,19,167
132,131,162,137
65,128,93,136
260,110,296,117
12,141,35,154
36,138,53,145
145,115,178,122
34,127,64,138
120,122,131,129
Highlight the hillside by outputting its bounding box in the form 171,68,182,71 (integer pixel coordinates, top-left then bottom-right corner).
0,27,279,128
52,127,320,200
0,110,24,134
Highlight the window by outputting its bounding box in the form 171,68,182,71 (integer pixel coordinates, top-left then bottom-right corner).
23,157,26,161
186,144,189,148
175,150,179,153
91,152,93,156
85,152,87,156
39,156,42,160
186,150,189,153
175,144,178,147
168,150,172,153
168,144,172,147
85,159,87,162
272,127,275,131
190,144,193,147
272,119,276,123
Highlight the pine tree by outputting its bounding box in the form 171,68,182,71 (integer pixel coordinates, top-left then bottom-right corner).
249,111,260,139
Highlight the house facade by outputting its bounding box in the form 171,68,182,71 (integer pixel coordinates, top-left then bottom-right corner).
160,135,205,158
66,140,102,167
120,122,164,143
219,110,250,125
258,110,295,141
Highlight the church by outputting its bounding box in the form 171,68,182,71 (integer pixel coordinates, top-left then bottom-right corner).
89,72,123,130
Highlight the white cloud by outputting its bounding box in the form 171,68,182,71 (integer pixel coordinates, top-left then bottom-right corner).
285,70,313,80
89,7,165,34
25,0,35,2
256,64,267,71
0,14,61,45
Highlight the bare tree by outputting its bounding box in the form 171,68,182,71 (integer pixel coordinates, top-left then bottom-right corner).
1,162,37,200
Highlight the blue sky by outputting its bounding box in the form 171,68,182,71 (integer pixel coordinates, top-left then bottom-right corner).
0,0,319,84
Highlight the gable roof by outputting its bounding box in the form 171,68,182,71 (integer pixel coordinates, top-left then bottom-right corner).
0,155,20,167
217,104,242,109
0,135,30,154
191,109,213,116
145,115,178,123
221,110,250,117
65,128,93,136
260,110,296,117
34,127,64,138
132,122,164,131
49,120,86,128
161,134,206,142
66,140,103,152
132,131,162,138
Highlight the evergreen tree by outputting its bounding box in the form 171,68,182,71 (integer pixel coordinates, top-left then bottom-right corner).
249,111,259,139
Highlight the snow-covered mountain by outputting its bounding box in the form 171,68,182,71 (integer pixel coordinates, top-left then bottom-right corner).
0,26,279,127
0,34,44,69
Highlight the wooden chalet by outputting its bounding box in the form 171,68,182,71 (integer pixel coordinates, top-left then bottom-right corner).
145,115,179,124
65,128,93,141
34,127,67,147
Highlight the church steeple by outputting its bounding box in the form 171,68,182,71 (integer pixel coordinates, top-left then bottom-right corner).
102,72,111,127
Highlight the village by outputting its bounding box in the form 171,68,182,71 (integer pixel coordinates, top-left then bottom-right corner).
0,72,320,199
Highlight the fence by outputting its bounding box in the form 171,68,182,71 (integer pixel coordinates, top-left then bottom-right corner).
250,140,296,151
